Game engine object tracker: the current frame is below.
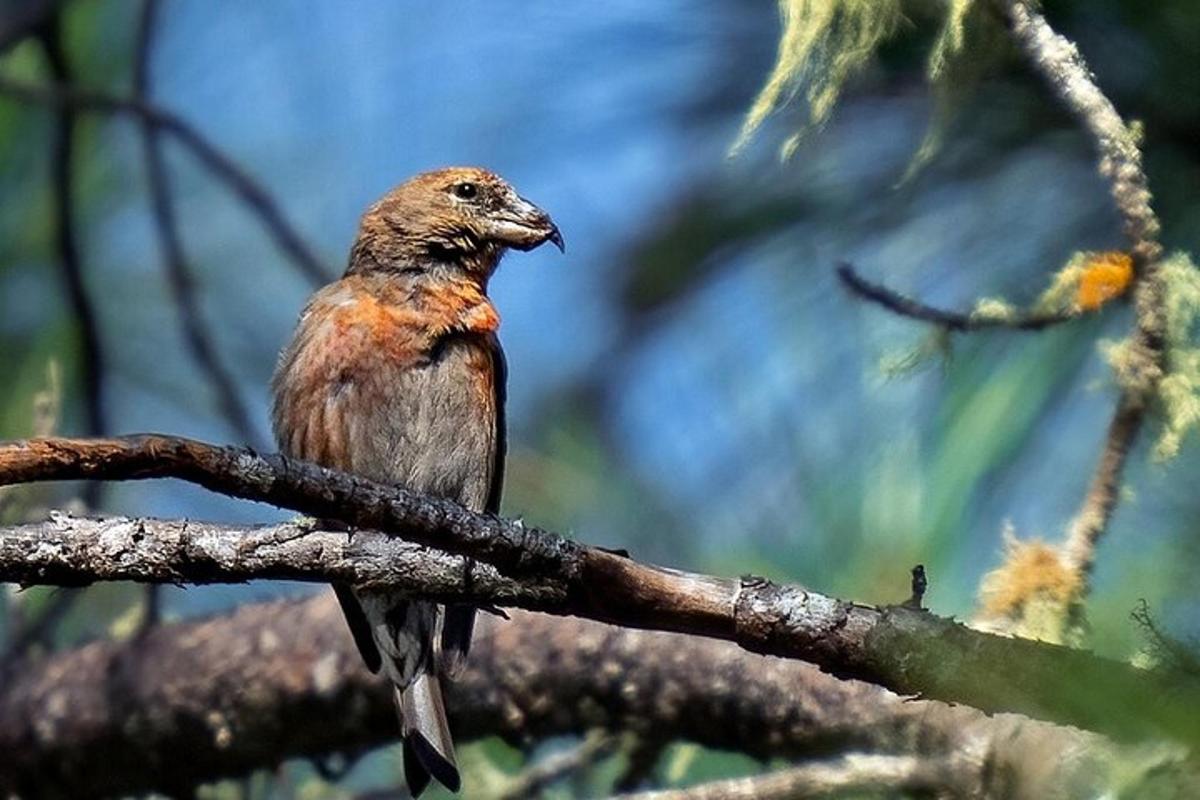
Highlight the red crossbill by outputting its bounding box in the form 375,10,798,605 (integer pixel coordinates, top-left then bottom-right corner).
272,167,562,795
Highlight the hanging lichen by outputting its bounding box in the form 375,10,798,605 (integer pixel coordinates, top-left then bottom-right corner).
731,0,904,158
734,0,1007,166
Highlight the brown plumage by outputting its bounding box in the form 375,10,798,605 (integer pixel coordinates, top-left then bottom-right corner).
271,167,561,795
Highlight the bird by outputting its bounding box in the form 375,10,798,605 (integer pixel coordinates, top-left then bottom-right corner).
271,167,562,795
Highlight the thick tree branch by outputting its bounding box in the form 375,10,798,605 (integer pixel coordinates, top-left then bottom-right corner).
0,594,1151,799
1,437,1199,749
0,75,329,286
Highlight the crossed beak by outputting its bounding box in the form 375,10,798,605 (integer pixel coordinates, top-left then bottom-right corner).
491,196,565,253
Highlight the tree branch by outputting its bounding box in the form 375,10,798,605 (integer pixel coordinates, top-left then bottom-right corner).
0,0,66,55
0,593,1154,799
1,436,1199,749
1001,0,1165,606
0,75,330,286
37,22,106,509
837,262,1075,332
612,754,966,800
498,731,616,800
133,0,263,449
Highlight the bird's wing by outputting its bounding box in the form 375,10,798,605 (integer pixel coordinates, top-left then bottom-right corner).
270,281,406,675
485,337,508,516
439,336,505,678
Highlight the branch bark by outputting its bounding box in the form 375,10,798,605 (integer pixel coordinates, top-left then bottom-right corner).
836,262,1075,332
1001,0,1166,606
1,437,1199,750
0,594,1147,799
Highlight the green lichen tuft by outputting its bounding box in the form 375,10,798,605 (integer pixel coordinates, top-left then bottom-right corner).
1152,252,1200,460
970,296,1017,323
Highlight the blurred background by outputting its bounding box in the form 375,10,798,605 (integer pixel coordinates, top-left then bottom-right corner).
1,0,1198,796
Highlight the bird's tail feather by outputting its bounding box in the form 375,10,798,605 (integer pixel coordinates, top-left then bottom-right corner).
440,604,476,679
398,674,459,796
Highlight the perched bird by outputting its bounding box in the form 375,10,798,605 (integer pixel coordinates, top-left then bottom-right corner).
271,167,562,795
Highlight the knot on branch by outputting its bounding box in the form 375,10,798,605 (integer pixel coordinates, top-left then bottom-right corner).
734,576,851,661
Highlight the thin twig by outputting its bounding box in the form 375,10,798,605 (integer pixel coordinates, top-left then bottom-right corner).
499,731,615,800
0,76,330,286
613,736,666,793
0,589,76,674
38,25,106,511
0,0,66,54
837,262,1075,331
610,754,966,800
133,0,262,448
26,19,96,651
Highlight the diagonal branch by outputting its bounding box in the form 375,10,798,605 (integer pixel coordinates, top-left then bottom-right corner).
1,437,1200,749
0,594,1151,799
132,0,262,448
0,76,330,287
611,754,968,800
498,731,616,800
837,262,1075,331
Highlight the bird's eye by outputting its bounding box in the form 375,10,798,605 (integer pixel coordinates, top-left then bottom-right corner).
451,182,478,200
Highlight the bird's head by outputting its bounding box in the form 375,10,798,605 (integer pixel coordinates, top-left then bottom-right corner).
349,167,563,278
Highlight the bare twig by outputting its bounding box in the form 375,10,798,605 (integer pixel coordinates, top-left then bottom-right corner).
0,588,76,672
20,17,98,657
0,0,66,54
1000,1,1165,605
613,737,666,793
902,563,927,610
133,0,262,449
0,76,330,286
499,731,616,800
1,439,1200,746
837,262,1075,331
37,24,106,511
610,754,966,800
0,594,1157,799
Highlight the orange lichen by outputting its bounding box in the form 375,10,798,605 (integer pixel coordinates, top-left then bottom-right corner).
1076,251,1134,311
